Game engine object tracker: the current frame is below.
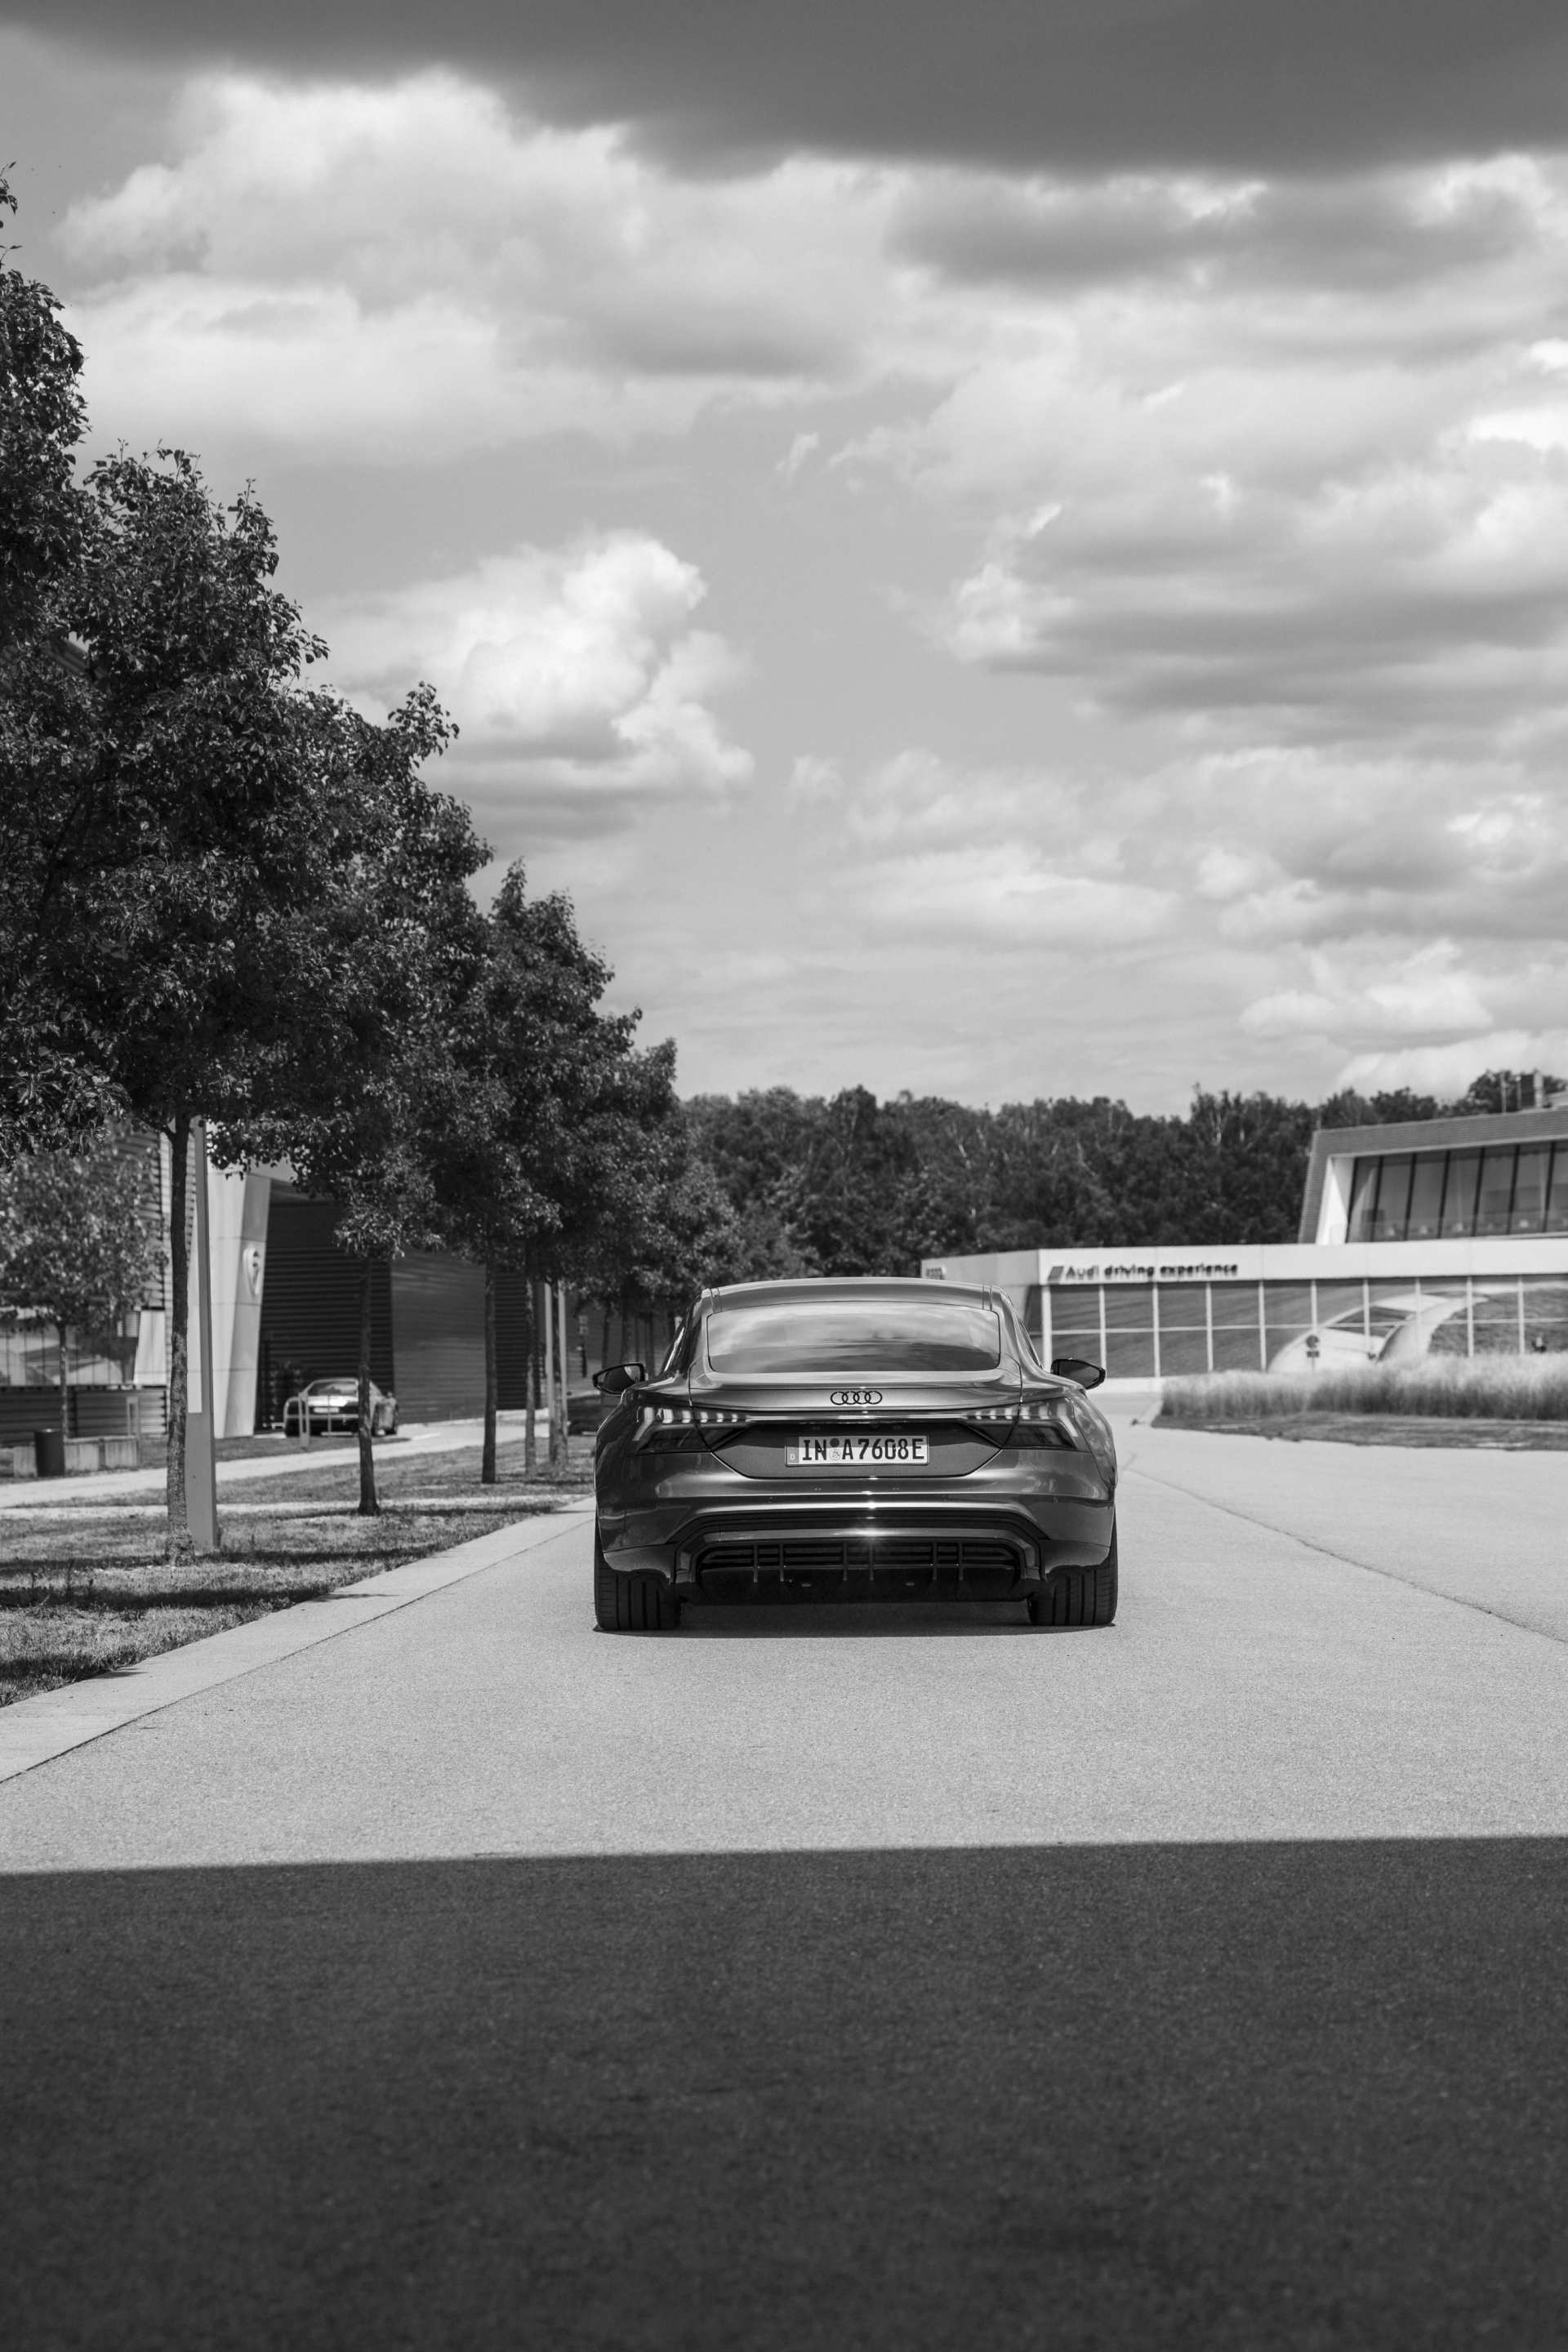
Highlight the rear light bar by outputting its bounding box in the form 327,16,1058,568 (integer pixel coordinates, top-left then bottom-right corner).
968,1396,1082,1450
636,1404,744,1428
967,1401,1062,1423
634,1402,746,1450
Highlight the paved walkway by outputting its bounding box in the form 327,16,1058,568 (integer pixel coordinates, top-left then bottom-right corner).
0,1410,542,1512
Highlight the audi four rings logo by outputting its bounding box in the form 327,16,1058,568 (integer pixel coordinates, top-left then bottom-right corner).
831,1388,882,1405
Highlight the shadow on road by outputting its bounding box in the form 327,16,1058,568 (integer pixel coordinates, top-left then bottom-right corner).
678,1600,1046,1637
4,1840,1565,2350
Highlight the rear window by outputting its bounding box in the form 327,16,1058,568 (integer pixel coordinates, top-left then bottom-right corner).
706,1298,1002,1375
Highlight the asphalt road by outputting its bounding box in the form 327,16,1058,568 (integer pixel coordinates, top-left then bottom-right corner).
3,1419,1567,2350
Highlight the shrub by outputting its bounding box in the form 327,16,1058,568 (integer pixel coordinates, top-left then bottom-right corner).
1158,1355,1568,1424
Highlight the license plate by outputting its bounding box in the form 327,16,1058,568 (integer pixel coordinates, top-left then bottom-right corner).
786,1435,929,1466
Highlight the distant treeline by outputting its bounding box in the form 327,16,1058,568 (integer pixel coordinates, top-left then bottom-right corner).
684,1071,1553,1279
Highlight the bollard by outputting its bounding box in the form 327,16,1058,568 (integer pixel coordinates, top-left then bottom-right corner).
33,1427,66,1479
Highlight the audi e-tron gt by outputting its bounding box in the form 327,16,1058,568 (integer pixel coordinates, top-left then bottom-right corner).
591,1277,1117,1633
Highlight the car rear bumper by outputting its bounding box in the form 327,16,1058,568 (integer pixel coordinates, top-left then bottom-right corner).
599,1493,1114,1604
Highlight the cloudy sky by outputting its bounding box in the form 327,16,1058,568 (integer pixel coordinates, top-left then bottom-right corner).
7,0,1568,1108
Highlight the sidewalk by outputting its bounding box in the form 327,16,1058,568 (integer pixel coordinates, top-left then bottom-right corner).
0,1502,590,1781
0,1410,543,1512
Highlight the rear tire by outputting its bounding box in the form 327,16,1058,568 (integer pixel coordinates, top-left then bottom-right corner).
1030,1521,1118,1628
595,1534,681,1632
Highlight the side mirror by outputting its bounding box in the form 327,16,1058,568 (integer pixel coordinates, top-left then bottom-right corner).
1052,1356,1107,1392
593,1361,646,1394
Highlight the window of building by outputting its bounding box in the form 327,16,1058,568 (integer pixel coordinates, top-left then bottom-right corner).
1370,1156,1413,1241
1548,1145,1568,1235
1049,1293,1102,1365
1154,1283,1209,1374
1209,1281,1263,1371
1511,1145,1550,1233
1406,1152,1446,1238
1442,1150,1481,1236
1264,1282,1315,1366
1475,1147,1517,1236
1346,1157,1380,1244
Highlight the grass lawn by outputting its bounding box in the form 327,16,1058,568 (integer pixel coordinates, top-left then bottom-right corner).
1156,1414,1568,1450
0,1437,593,1708
220,1434,595,1509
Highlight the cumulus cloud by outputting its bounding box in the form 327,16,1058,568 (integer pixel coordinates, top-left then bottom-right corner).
1240,943,1494,1043
34,39,1568,1099
777,737,1568,1090
1337,1035,1568,1096
892,161,1552,301
320,532,752,835
817,151,1568,769
938,453,1568,750
60,69,901,457
786,746,1176,951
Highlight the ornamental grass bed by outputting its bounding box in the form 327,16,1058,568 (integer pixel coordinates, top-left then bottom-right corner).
1157,1354,1568,1430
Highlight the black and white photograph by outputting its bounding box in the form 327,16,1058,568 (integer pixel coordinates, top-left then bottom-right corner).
2,2,1567,2345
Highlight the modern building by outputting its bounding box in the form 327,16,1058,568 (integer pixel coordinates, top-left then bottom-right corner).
921,1102,1568,1383
1,1134,548,1445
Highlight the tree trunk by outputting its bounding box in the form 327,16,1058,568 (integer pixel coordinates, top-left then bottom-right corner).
357,1254,379,1517
599,1305,611,1381
56,1320,70,1440
522,1254,537,1477
166,1112,192,1557
550,1283,568,1469
482,1260,497,1486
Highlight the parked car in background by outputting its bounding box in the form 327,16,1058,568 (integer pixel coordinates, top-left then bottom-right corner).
283,1378,399,1438
591,1276,1116,1633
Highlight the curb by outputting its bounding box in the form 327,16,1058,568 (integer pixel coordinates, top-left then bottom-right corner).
0,1504,592,1786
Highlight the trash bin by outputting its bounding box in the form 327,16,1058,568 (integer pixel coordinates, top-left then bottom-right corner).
33,1427,66,1479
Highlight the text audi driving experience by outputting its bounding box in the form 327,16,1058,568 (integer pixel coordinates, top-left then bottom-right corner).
592,1277,1118,1632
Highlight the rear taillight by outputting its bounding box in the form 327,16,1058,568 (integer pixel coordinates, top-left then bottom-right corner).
1010,1401,1071,1439
966,1399,1071,1446
1053,1393,1116,1480
999,1396,1084,1450
635,1403,745,1451
635,1404,697,1452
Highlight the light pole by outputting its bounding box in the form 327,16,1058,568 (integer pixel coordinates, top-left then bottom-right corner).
558,1281,571,1461
186,1117,220,1551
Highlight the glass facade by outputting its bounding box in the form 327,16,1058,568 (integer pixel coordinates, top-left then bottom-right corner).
1045,1275,1568,1379
1346,1143,1568,1242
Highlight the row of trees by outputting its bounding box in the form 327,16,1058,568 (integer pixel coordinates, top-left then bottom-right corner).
684,1071,1557,1275
0,177,715,1546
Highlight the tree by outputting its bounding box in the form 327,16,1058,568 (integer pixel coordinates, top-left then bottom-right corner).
2,446,479,1548
0,172,87,657
0,175,114,1156
0,1128,164,1428
222,694,488,1516
427,869,646,1481
1453,1070,1566,1117
429,882,700,1476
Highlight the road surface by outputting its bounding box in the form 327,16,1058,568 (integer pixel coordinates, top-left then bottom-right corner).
2,1418,1566,2348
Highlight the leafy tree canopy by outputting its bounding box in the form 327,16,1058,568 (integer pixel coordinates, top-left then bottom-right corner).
0,1127,164,1410
684,1071,1561,1276
0,171,88,653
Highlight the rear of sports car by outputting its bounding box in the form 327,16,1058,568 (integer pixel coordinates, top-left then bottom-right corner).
593,1278,1118,1632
